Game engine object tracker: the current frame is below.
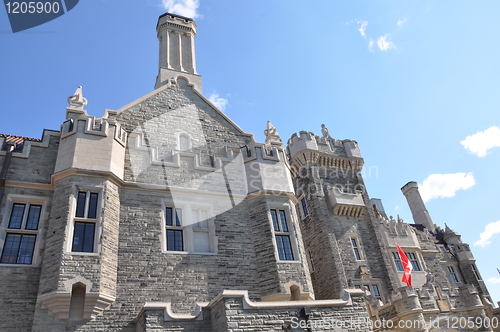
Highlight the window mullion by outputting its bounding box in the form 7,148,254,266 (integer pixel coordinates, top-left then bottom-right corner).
84,191,90,219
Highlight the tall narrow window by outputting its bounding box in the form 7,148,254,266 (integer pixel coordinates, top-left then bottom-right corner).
165,207,183,251
471,264,481,281
72,191,99,253
271,209,295,261
301,198,309,217
1,201,42,265
351,238,362,260
179,134,190,151
391,252,404,271
448,266,459,283
192,208,210,253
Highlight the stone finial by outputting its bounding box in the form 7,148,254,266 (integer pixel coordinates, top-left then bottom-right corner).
67,86,88,110
321,124,331,138
264,120,281,144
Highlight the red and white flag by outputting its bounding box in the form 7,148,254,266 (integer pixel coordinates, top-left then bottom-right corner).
396,242,412,287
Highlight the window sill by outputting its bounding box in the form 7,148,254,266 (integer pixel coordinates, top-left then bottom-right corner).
65,252,99,257
277,260,302,264
162,251,217,255
0,263,39,268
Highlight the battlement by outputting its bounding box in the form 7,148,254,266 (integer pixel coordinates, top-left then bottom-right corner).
287,125,363,172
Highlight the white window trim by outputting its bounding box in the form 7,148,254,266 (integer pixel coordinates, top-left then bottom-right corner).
177,132,191,151
390,249,423,273
268,203,300,263
65,185,103,255
160,199,217,255
351,236,364,261
0,194,47,266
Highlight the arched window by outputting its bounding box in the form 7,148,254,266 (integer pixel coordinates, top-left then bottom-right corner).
179,134,190,151
69,282,86,320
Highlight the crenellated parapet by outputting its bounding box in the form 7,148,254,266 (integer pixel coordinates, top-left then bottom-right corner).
55,87,127,179
287,125,364,176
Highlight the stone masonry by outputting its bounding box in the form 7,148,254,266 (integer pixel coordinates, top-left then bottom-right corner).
0,11,499,332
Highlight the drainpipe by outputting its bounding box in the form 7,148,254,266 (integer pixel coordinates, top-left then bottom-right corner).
0,142,16,204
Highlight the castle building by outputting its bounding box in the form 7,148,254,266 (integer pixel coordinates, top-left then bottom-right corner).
0,12,499,332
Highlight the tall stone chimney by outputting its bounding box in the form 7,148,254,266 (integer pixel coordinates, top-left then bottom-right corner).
401,181,436,232
155,13,202,91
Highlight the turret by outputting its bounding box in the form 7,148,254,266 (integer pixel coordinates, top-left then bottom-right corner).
401,181,436,232
155,12,202,91
443,223,462,245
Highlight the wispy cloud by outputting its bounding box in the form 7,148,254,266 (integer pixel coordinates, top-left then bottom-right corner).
397,18,408,26
368,39,374,52
419,172,475,203
161,0,200,19
474,220,500,248
358,21,368,37
377,35,396,51
208,93,228,112
487,277,500,285
461,126,500,157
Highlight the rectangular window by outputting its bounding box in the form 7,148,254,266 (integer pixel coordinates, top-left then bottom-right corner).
1,234,36,264
448,266,459,283
392,252,404,271
471,264,481,281
406,252,421,271
354,283,382,301
351,238,362,260
271,208,295,261
71,222,95,253
8,203,25,229
192,208,210,253
166,207,182,226
165,207,184,251
2,200,43,265
72,190,100,253
75,191,99,219
276,235,294,260
167,230,183,251
301,198,309,217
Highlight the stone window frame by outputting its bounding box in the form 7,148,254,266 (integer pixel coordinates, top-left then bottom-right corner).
390,249,422,272
446,265,460,283
177,132,191,151
353,281,384,302
296,194,309,220
268,203,300,263
0,194,47,266
65,185,103,256
160,199,217,255
350,237,363,261
471,264,482,281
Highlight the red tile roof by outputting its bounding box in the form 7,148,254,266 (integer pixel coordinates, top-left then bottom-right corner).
0,133,42,145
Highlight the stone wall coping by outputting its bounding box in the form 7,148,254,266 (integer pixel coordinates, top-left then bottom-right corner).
137,289,366,322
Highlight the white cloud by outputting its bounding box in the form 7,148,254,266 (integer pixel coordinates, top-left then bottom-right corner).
161,0,199,19
358,21,368,37
474,220,500,248
487,277,500,285
419,172,475,203
368,39,374,52
461,126,500,157
377,35,396,51
208,93,228,112
397,18,408,26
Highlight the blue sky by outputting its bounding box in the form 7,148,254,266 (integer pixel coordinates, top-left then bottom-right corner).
1,1,500,302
